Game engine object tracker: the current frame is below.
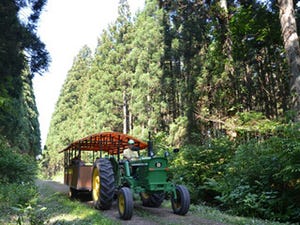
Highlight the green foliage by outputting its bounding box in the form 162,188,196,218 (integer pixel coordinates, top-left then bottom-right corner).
0,0,50,76
0,182,37,212
170,137,235,204
166,114,299,222
0,0,45,155
190,204,293,225
44,46,93,177
211,124,300,222
225,111,281,138
0,183,38,225
18,69,41,155
0,138,39,224
0,139,37,184
129,1,165,136
167,116,188,146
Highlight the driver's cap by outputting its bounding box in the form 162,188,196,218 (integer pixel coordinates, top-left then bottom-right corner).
128,139,135,145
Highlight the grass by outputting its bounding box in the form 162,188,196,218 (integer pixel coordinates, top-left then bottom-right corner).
189,204,296,225
0,182,38,225
129,199,296,225
0,180,118,225
32,180,118,225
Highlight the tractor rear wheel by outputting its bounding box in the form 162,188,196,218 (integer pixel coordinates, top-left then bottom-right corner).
171,185,190,215
140,192,165,207
92,158,115,210
118,187,133,220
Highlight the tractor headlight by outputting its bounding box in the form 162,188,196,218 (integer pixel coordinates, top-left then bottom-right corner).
155,162,162,168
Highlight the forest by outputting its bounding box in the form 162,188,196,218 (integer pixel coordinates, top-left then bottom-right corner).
1,0,300,224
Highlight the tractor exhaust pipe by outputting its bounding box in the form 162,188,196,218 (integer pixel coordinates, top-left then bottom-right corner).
147,132,154,158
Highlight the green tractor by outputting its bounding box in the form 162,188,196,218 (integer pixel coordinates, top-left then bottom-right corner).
60,132,190,220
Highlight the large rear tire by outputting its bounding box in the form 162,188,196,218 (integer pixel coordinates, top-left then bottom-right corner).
171,185,190,215
140,192,165,207
118,187,133,220
92,158,115,210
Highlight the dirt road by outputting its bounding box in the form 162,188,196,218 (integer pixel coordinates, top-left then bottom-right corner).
37,179,227,225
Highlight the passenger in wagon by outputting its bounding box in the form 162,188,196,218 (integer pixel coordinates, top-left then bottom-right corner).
71,155,85,166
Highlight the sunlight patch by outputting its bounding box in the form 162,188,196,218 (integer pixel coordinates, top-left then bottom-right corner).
48,213,81,224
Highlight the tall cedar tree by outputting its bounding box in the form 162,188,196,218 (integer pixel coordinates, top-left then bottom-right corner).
0,0,49,154
128,0,164,137
45,46,92,174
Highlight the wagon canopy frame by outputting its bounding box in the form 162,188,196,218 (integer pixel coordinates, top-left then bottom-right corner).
59,131,148,155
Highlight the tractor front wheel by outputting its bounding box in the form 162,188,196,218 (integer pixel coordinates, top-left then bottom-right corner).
92,158,115,210
171,185,190,215
118,187,133,220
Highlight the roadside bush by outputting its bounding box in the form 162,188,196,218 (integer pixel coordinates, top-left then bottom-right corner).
170,137,235,204
0,140,37,184
0,138,39,223
0,182,37,209
213,124,300,223
169,115,300,223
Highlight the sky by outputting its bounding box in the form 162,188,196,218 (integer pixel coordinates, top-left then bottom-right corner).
33,0,145,147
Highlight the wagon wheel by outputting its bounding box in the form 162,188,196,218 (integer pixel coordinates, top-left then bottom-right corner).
171,185,190,215
140,192,165,207
118,187,133,220
92,158,115,210
69,187,78,199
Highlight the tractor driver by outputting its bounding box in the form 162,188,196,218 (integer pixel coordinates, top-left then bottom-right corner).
123,139,139,161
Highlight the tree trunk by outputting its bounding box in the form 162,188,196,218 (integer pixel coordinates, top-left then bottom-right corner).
219,0,237,108
123,90,129,134
278,0,300,121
